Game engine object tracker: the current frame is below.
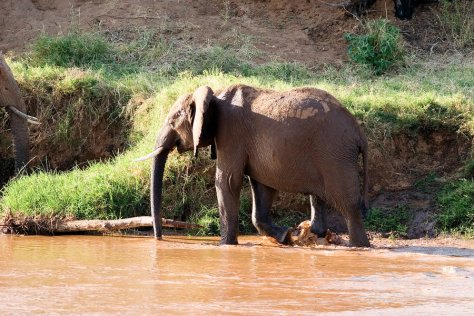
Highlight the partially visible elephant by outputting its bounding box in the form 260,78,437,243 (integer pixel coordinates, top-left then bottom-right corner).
137,84,370,247
0,53,40,172
346,0,416,20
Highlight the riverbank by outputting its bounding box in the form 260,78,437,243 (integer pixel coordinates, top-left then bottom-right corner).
0,0,472,239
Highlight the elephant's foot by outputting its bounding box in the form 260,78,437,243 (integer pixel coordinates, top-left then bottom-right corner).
220,237,238,245
349,232,370,247
272,226,294,245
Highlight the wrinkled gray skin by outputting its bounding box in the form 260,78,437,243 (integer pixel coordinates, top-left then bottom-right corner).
0,53,40,172
138,84,370,247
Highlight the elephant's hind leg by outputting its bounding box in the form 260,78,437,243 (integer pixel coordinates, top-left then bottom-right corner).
249,178,292,244
324,169,370,247
310,195,328,237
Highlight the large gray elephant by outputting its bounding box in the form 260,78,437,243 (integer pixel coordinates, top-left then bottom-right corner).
137,84,370,247
0,53,40,172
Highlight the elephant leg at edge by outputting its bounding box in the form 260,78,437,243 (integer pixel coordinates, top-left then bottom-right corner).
249,178,293,245
310,195,328,237
344,207,370,247
324,170,370,247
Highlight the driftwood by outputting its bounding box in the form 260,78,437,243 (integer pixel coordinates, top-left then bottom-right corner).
53,216,201,233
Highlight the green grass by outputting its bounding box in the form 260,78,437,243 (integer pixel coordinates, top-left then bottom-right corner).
365,206,411,236
436,178,474,237
1,161,148,220
1,28,473,235
31,32,112,68
345,19,405,74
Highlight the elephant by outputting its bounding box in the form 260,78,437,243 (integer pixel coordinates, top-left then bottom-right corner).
346,0,416,20
136,84,370,247
0,53,40,172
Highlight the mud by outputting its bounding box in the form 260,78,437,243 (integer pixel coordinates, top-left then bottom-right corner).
1,235,473,314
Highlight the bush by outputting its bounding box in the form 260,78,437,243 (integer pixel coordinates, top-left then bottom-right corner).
364,206,410,235
437,178,474,236
31,32,112,68
344,19,405,74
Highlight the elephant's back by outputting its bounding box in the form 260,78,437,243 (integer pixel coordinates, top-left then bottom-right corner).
243,87,364,193
248,87,363,143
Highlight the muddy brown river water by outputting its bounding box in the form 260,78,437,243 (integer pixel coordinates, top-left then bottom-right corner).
1,235,474,315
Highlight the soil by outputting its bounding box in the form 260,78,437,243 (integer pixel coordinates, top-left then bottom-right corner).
0,0,452,64
0,1,472,241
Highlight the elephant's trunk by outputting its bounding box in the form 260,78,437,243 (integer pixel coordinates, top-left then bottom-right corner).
151,149,170,239
149,123,178,239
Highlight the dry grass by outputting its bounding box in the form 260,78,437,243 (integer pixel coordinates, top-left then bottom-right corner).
436,0,474,49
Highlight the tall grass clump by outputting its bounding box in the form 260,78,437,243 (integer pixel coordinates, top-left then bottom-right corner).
31,31,112,68
344,19,405,74
437,0,474,48
1,161,149,220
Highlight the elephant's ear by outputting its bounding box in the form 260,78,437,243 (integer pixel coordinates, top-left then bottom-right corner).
192,86,214,157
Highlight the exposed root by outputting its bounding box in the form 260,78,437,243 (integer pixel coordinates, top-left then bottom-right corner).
0,212,201,235
0,212,72,235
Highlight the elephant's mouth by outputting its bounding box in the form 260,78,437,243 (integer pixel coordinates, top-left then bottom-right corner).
176,140,185,153
176,139,193,154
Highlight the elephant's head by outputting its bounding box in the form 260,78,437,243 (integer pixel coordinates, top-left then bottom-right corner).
136,86,217,238
0,53,40,172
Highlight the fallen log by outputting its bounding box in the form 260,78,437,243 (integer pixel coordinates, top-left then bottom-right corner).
53,216,201,233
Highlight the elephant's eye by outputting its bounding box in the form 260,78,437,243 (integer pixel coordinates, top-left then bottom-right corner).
172,110,184,119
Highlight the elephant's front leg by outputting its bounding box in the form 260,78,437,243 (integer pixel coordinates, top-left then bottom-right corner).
215,167,243,245
250,178,293,244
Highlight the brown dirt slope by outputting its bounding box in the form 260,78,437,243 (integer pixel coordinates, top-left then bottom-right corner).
1,0,445,65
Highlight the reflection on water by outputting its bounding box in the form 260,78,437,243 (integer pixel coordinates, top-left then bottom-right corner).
1,235,473,315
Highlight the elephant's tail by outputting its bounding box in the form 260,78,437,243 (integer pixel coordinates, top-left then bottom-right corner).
360,139,369,216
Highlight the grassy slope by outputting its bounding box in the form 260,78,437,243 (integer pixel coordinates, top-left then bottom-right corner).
0,30,473,235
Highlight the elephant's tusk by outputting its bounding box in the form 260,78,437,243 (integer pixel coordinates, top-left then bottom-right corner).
133,147,164,162
8,106,41,125
27,118,41,125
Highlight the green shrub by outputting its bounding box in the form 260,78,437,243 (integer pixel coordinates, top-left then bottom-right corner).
437,0,474,48
437,178,474,236
31,32,112,68
192,206,220,236
344,19,405,74
365,206,410,235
